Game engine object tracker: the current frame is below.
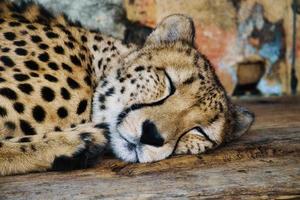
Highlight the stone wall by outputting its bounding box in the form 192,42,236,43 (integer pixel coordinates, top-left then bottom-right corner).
124,0,300,96
9,0,300,96
12,0,126,38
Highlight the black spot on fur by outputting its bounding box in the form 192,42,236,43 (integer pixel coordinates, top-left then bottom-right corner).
77,100,88,115
20,146,26,153
70,55,81,66
105,87,115,96
13,74,30,81
98,58,103,69
5,121,16,130
38,52,49,62
1,48,10,53
93,45,98,51
25,22,36,29
54,126,62,131
81,35,87,43
9,21,21,27
183,76,195,85
24,60,39,70
60,87,71,100
84,76,92,86
32,105,46,122
135,66,145,72
30,72,39,77
54,45,65,55
13,40,26,46
102,47,108,52
20,30,28,35
20,119,37,135
18,83,34,94
62,63,72,73
13,68,21,72
0,106,7,117
46,31,59,39
94,35,103,41
67,77,80,89
0,88,18,100
31,144,37,151
120,87,125,94
65,41,74,49
94,123,109,130
15,48,28,56
4,32,16,40
39,43,49,50
44,74,58,82
31,35,42,43
57,107,68,118
13,102,24,113
0,77,5,82
18,137,31,143
1,56,15,67
98,94,105,103
48,62,59,70
198,74,205,80
41,86,55,102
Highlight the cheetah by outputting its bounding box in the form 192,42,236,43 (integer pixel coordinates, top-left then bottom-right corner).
0,1,254,175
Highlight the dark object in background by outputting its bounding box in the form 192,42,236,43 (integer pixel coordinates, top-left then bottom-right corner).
123,21,152,46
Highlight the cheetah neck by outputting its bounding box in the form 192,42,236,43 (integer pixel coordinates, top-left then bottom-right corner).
82,30,138,127
84,31,137,83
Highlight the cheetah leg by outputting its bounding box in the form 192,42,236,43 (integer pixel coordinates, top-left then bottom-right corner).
0,123,109,176
174,129,215,155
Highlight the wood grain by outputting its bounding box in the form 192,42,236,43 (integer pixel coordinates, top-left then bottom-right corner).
0,97,300,200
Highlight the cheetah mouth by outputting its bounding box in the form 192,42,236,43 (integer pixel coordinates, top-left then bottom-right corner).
117,131,140,162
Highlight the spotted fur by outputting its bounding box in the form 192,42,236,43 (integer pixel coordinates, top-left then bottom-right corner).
0,1,254,175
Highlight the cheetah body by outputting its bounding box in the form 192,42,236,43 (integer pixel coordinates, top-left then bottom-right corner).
0,1,254,175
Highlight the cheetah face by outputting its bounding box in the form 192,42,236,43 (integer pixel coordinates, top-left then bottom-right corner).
93,15,254,163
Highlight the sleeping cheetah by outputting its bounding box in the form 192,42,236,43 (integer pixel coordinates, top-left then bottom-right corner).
0,1,254,175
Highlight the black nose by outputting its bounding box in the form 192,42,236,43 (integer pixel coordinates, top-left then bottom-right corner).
140,120,164,147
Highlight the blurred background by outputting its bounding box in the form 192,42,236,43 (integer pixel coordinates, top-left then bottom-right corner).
11,0,300,97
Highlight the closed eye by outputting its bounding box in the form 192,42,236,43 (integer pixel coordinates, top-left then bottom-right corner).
117,70,175,125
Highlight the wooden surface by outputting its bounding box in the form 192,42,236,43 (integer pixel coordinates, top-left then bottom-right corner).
0,97,300,200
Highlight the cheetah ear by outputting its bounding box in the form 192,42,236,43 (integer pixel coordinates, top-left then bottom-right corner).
145,14,195,46
232,106,255,139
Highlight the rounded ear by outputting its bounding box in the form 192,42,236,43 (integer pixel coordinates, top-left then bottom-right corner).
145,14,195,46
231,105,255,139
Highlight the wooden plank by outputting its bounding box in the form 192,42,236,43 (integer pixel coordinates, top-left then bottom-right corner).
0,97,300,199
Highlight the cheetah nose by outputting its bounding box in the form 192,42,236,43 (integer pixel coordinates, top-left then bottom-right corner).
140,120,164,147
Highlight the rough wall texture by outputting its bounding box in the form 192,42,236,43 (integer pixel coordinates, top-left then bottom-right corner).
12,0,126,38
125,0,300,96
8,0,300,96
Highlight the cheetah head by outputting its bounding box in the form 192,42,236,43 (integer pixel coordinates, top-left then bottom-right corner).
93,14,254,163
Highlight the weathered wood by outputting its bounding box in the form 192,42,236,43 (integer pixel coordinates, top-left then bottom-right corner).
0,97,300,199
